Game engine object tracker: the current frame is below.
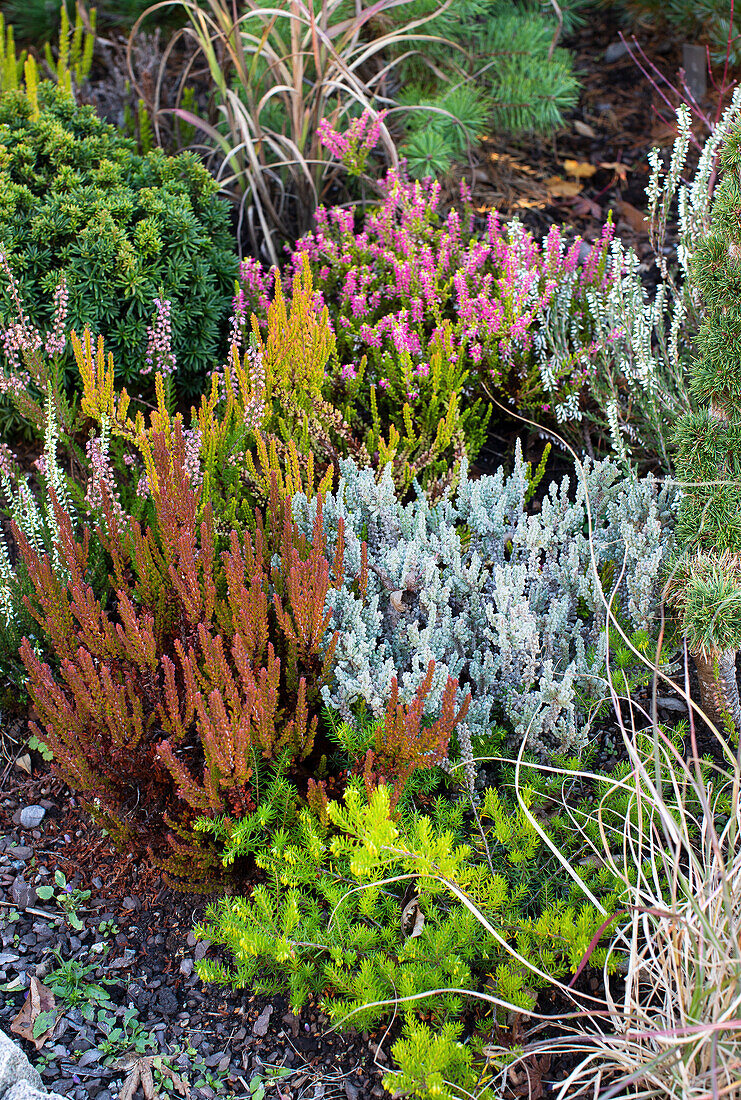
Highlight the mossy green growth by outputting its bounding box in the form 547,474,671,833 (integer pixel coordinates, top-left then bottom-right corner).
0,82,238,405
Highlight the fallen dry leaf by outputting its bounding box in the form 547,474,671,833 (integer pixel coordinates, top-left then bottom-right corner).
599,160,631,183
615,199,648,234
14,753,32,775
544,176,582,198
563,158,598,179
10,978,56,1050
117,1055,190,1100
572,195,603,218
400,883,425,939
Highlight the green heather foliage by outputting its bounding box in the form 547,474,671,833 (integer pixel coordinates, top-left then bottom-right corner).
672,120,741,731
195,783,619,1025
0,82,237,404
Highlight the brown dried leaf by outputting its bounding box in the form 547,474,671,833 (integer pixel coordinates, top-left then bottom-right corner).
10,978,56,1050
616,199,648,235
599,160,631,183
14,754,32,775
400,883,425,938
544,176,582,198
563,159,598,179
117,1056,190,1100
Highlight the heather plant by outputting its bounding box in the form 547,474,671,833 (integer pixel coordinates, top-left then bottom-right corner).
291,449,677,768
195,783,619,1028
543,94,741,470
240,171,618,440
0,79,237,411
14,384,472,887
15,416,339,886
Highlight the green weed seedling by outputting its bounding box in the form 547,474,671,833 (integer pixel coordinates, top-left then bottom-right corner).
27,734,53,761
46,950,118,1022
37,869,91,930
96,1005,156,1063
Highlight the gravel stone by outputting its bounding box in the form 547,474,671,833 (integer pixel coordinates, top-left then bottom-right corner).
19,807,46,830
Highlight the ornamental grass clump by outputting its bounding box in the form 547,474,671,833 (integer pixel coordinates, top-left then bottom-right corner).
240,171,618,439
671,119,741,732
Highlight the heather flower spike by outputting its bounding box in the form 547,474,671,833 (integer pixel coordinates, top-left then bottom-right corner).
143,296,176,377
318,110,387,177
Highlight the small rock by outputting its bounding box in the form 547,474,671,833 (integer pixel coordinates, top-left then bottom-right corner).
282,1011,300,1038
10,876,36,910
179,958,194,977
76,1049,102,1068
604,41,629,63
19,805,46,829
0,951,20,965
345,1083,360,1100
157,988,178,1014
108,948,136,969
252,1005,273,1037
186,930,197,948
91,877,103,889
121,895,140,911
194,940,210,962
7,846,33,860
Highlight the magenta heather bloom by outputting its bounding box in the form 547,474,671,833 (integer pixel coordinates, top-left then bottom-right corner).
318,111,387,177
240,168,619,438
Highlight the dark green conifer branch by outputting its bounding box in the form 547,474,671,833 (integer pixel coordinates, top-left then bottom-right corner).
673,126,741,732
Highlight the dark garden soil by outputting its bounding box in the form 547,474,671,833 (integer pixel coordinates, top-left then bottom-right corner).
0,10,731,1098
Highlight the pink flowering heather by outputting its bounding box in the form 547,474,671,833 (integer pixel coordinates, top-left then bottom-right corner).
45,277,69,359
318,111,387,178
85,433,123,517
240,170,619,430
142,298,176,378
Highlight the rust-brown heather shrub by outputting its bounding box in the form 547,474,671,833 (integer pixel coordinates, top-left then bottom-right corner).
18,420,343,889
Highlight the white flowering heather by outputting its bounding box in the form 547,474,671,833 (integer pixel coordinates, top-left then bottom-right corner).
293,449,677,763
534,94,741,469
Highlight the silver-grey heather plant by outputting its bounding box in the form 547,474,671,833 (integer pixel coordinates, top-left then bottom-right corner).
293,446,677,774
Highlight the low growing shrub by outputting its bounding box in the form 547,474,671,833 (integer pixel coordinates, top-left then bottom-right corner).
291,448,677,765
0,81,237,410
240,172,618,436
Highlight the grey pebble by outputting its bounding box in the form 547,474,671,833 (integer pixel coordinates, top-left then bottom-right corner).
252,1005,273,1037
193,940,210,962
19,805,46,829
7,846,33,860
10,877,36,910
604,41,629,63
179,958,194,977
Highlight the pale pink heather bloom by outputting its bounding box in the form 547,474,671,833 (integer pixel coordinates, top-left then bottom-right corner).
45,277,68,358
85,434,123,516
142,298,176,377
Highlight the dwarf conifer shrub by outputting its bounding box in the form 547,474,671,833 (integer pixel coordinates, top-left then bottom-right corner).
672,121,741,732
0,82,237,407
